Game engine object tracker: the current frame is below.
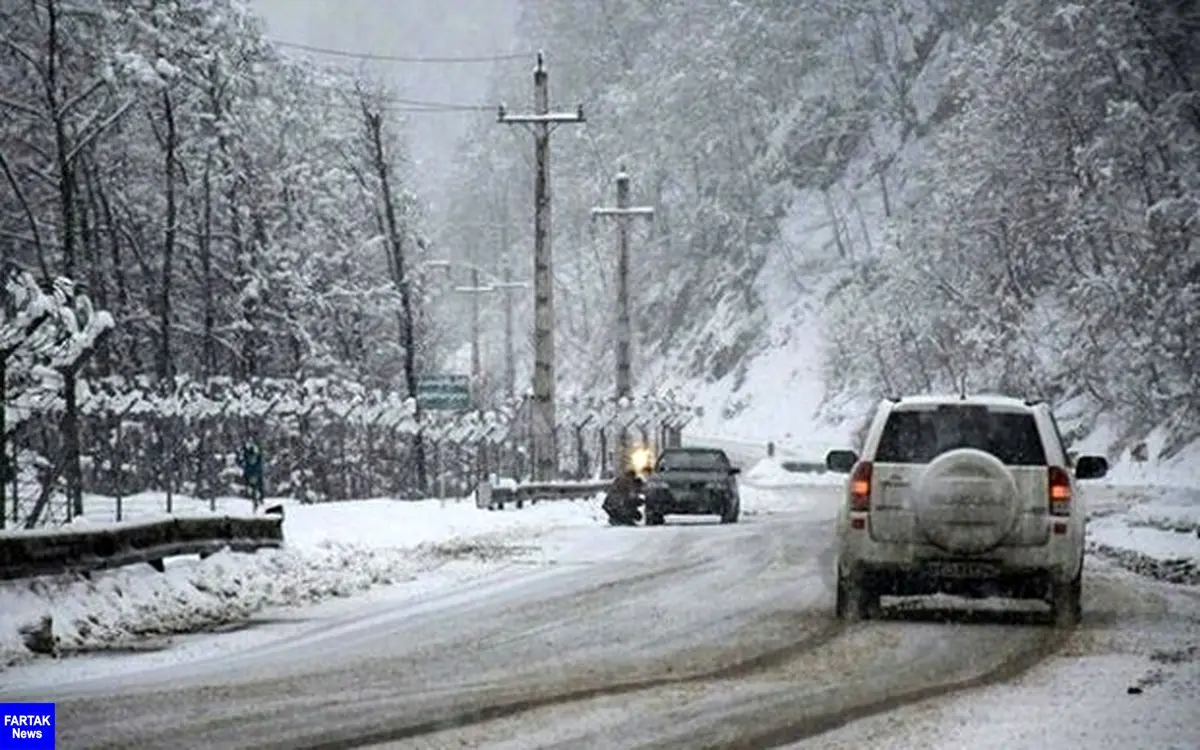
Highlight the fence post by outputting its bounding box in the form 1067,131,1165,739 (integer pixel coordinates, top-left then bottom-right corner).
575,423,586,479
431,439,444,500
368,410,385,498
598,426,608,478
8,437,16,526
209,404,231,513
338,406,349,501
114,410,124,522
471,424,486,492
573,414,593,479
298,404,313,503
164,413,176,515
490,437,501,480
526,429,536,482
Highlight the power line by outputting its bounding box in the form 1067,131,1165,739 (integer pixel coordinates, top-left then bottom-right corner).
271,39,528,64
376,97,490,111
279,80,495,111
322,93,493,113
325,103,492,115
231,81,496,116
336,94,491,111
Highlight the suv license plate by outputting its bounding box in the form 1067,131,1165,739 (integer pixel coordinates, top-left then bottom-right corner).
924,561,998,579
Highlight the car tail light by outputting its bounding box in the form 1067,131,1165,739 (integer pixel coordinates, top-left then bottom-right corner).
849,461,873,512
1048,466,1072,516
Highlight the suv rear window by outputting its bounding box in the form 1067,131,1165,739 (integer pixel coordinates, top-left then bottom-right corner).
874,406,1047,465
656,450,730,471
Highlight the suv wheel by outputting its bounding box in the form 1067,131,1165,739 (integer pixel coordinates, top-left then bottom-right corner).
720,501,739,524
1049,570,1082,627
645,510,665,526
835,570,879,621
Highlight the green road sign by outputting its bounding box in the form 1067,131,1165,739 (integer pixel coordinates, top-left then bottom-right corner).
416,374,472,411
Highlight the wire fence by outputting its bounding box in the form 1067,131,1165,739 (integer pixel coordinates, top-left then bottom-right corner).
3,375,693,528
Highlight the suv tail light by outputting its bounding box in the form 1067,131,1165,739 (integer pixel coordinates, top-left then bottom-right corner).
1048,466,1072,516
849,461,873,512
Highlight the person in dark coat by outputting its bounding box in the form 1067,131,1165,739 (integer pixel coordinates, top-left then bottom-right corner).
603,467,644,525
239,438,265,510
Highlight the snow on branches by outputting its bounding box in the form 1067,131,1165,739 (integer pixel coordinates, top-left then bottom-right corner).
69,375,695,445
2,268,114,435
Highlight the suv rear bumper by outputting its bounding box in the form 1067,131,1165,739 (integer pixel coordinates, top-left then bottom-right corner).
838,525,1082,588
848,561,1057,599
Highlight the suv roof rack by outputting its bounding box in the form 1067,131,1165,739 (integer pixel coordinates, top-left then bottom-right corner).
1024,397,1045,406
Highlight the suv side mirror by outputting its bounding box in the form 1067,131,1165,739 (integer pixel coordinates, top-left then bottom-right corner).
1074,455,1108,480
728,466,741,476
826,449,859,473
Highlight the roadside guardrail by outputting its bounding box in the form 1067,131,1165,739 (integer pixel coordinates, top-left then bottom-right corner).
779,460,828,474
0,513,285,581
480,479,611,510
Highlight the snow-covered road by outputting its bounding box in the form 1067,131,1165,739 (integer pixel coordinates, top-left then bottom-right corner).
1,480,1197,749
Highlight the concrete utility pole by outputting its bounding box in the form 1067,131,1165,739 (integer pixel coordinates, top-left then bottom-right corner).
498,52,585,480
453,270,489,395
592,165,655,474
452,261,529,407
501,251,516,400
469,267,482,389
498,186,517,400
591,164,656,400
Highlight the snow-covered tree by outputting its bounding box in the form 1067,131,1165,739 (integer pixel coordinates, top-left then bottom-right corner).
825,0,1199,455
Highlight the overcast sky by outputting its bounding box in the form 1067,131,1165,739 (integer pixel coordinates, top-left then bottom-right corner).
250,0,523,209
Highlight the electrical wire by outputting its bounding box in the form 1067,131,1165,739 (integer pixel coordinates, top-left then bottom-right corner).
270,39,529,64
376,97,491,111
321,97,494,114
338,95,491,111
326,104,491,115
272,79,496,113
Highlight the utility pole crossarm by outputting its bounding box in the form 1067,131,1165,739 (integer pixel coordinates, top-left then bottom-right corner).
591,207,656,217
498,111,586,124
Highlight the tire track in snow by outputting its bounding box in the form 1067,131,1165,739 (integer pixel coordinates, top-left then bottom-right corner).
294,616,851,750
704,622,1069,750
401,612,1072,750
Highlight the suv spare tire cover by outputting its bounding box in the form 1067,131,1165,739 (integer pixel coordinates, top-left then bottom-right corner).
914,448,1021,555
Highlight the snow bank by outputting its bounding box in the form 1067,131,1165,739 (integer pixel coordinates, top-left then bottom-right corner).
741,457,843,489
739,477,841,523
807,652,1200,750
0,495,604,668
1087,487,1200,586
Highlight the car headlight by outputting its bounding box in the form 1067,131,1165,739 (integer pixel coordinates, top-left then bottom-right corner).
629,447,655,473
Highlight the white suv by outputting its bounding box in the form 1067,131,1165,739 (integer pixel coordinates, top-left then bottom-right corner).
825,395,1109,627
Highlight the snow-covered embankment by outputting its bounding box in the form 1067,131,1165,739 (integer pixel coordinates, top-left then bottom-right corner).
0,493,604,668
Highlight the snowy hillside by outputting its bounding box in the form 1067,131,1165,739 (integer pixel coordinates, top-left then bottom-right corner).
439,0,1199,465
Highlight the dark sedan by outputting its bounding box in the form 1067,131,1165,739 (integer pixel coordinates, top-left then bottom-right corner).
642,447,741,525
